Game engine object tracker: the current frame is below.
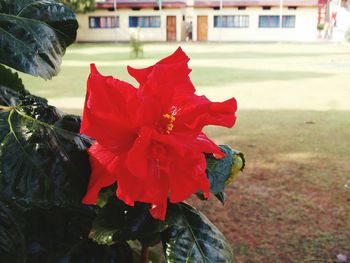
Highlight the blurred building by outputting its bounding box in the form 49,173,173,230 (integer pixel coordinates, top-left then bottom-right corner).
75,0,344,42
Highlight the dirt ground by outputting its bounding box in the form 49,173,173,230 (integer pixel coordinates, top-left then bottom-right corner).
189,110,350,262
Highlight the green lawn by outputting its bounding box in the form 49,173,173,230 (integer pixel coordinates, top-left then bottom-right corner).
20,42,350,262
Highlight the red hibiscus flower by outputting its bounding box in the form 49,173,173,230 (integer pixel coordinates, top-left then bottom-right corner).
81,47,237,220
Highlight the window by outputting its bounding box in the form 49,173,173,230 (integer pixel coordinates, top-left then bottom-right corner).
238,6,246,10
262,6,271,10
259,15,279,27
258,15,296,28
129,16,161,28
89,16,119,28
214,15,249,28
283,15,296,27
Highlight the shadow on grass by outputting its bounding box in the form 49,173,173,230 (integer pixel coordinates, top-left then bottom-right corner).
66,50,349,61
22,66,332,99
187,51,350,60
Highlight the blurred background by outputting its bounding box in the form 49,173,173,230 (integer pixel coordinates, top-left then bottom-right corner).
23,0,350,261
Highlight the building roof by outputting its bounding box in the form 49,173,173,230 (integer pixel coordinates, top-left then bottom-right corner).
96,0,318,8
96,0,186,9
194,0,319,7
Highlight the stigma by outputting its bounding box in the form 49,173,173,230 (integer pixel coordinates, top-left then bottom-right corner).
163,113,176,134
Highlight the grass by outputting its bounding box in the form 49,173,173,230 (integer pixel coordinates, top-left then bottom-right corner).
19,42,350,262
191,110,350,262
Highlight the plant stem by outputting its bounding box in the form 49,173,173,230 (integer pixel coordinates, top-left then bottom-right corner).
141,245,149,263
0,105,12,111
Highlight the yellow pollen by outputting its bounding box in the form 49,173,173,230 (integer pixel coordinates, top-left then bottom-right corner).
163,113,176,134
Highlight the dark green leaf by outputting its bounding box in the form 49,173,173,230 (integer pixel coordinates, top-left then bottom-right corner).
138,233,162,247
129,241,162,263
90,196,168,246
0,0,78,79
0,201,26,263
0,93,91,211
24,207,95,263
162,203,233,263
23,207,133,263
59,240,133,263
0,64,25,94
96,185,116,208
203,145,245,203
0,85,22,106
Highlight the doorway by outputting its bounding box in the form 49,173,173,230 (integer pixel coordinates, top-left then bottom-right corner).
197,16,208,41
167,16,176,41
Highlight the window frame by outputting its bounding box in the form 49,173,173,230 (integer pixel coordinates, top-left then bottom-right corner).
282,15,296,28
213,15,249,28
258,15,296,28
129,16,161,28
89,16,119,29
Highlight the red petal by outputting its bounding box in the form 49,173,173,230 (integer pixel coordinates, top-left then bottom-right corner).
134,96,162,128
127,65,153,85
174,95,237,135
125,127,153,178
127,48,195,112
82,142,120,204
152,133,186,157
149,203,167,220
117,155,170,219
195,133,224,157
81,64,139,152
168,151,210,203
127,47,190,85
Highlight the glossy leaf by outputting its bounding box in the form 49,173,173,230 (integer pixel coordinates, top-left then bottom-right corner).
0,85,22,107
0,65,25,94
24,207,94,263
59,240,133,263
23,207,133,263
0,93,91,211
0,201,26,263
162,203,233,263
0,0,78,79
204,145,245,203
90,196,168,246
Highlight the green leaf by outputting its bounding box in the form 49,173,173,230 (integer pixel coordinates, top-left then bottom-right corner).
0,0,78,79
0,65,25,94
96,185,116,208
129,241,162,263
0,93,91,211
0,201,26,263
162,203,233,263
59,240,133,263
0,85,22,107
203,145,245,203
23,207,133,263
90,196,168,246
24,207,95,263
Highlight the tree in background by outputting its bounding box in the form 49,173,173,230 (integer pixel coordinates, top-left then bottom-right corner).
60,0,96,13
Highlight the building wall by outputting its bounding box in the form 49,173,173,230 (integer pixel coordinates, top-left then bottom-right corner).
193,7,319,41
76,6,319,42
76,9,185,42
